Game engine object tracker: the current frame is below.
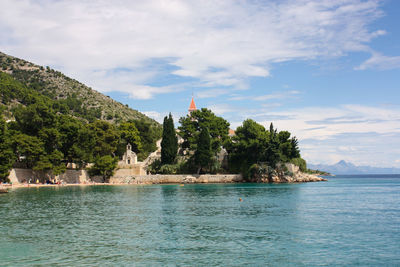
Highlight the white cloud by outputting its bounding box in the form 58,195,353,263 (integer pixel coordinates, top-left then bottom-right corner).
0,0,391,98
143,110,186,124
254,91,300,101
225,104,400,167
197,89,229,99
255,104,400,140
142,111,163,123
271,106,400,167
229,90,300,101
206,104,236,115
356,52,400,70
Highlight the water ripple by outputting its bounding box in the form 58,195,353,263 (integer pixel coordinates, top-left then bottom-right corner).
1,178,399,266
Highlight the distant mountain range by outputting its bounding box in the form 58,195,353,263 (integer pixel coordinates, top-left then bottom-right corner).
308,160,400,175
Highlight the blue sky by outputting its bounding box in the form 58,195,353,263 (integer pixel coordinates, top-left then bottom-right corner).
1,0,399,167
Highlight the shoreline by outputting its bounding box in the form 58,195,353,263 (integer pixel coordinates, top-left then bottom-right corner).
1,177,327,191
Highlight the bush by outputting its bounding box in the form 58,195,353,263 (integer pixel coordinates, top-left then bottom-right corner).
159,164,179,174
88,155,117,182
147,159,162,174
290,157,307,172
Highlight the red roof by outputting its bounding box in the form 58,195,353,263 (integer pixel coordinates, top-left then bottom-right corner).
188,97,197,111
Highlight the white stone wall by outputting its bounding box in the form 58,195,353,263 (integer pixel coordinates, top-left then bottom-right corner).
58,169,91,184
8,168,92,184
8,168,34,184
109,174,243,184
115,164,146,175
8,168,243,185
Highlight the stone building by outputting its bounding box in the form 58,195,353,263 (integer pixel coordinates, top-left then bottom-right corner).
117,143,146,175
119,143,137,165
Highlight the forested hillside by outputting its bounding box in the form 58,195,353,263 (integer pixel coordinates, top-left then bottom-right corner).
0,71,161,182
0,51,158,125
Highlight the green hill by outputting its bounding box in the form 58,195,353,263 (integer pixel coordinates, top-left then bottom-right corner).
0,51,158,125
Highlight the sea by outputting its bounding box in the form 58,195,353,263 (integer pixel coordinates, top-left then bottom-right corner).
0,175,399,266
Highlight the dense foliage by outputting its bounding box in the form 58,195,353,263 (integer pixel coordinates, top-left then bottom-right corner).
154,110,305,176
0,60,310,180
88,155,118,182
0,72,161,180
0,118,13,182
161,113,178,164
133,119,162,161
194,127,213,174
178,108,230,154
118,122,142,156
226,119,301,178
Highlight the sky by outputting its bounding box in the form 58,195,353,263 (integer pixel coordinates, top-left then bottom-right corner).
0,0,399,167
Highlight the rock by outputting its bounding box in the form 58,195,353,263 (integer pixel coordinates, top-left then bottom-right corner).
251,163,328,183
182,175,196,183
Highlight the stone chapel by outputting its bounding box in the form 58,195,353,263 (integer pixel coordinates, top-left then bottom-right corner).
121,143,137,165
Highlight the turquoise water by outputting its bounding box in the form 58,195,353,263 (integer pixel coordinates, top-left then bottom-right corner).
0,176,399,266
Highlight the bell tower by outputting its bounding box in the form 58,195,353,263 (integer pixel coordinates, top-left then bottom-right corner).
188,96,197,115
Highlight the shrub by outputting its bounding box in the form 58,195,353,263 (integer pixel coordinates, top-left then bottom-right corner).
159,164,179,174
290,157,307,172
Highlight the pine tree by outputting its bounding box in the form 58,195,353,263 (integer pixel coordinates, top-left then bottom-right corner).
0,118,14,182
195,127,212,174
265,122,280,167
161,113,178,164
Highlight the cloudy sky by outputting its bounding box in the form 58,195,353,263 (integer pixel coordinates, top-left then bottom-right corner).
1,0,399,167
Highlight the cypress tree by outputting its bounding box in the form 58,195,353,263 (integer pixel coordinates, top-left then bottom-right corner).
161,113,178,164
195,127,212,174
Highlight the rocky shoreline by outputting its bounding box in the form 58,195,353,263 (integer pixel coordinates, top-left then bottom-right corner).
3,173,326,189
247,163,328,183
267,172,327,183
5,164,326,187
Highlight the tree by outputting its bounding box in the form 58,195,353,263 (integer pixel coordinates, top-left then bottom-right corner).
277,130,292,163
226,119,269,175
118,121,142,156
290,137,300,159
227,120,303,178
161,113,178,164
132,119,162,161
74,125,96,167
87,120,119,158
14,101,56,136
11,133,45,169
194,127,212,174
178,108,229,154
89,155,118,182
33,150,66,175
0,118,14,182
58,115,87,164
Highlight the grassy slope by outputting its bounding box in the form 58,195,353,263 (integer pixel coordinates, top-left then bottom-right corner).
0,51,158,126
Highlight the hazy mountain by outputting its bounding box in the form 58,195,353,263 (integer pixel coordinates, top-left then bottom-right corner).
0,51,158,126
308,160,400,175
